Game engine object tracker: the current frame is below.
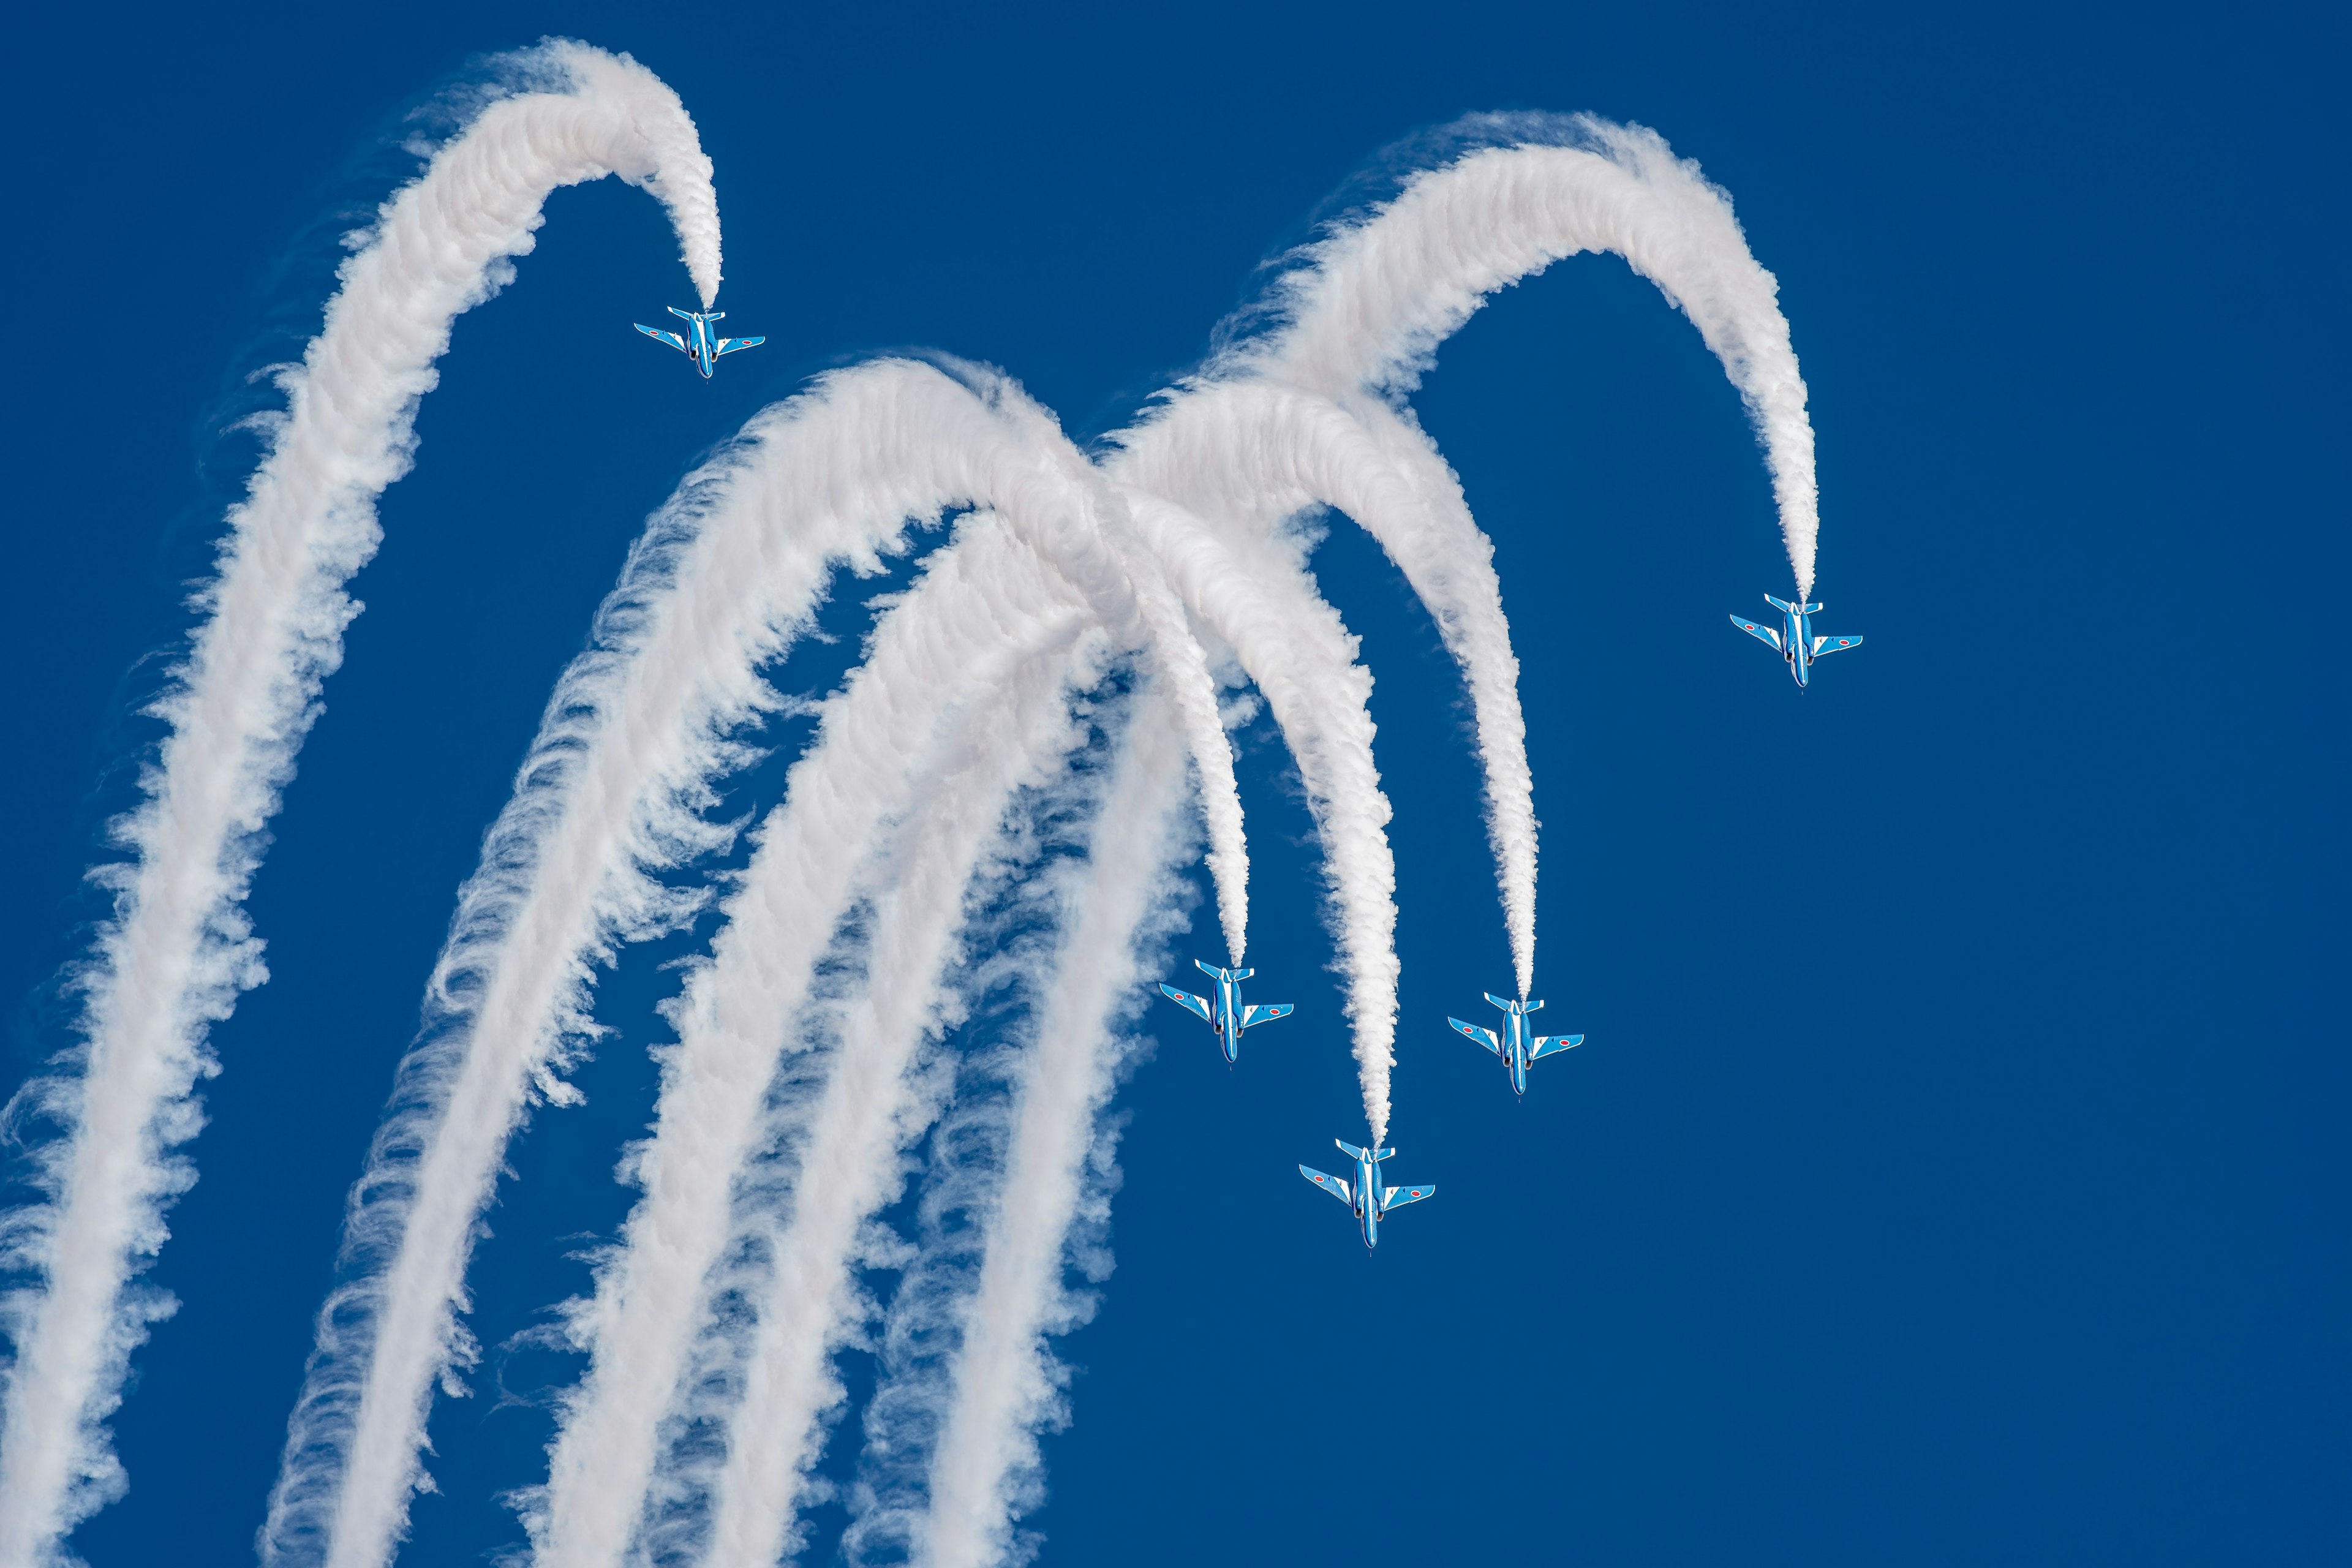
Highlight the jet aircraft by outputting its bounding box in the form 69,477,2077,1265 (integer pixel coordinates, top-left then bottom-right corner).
1449,993,1583,1099
634,307,765,378
1299,1139,1434,1250
1158,960,1292,1064
1730,594,1864,688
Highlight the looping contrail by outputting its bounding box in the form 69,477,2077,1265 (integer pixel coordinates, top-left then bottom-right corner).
0,42,720,1568
9,61,1829,1568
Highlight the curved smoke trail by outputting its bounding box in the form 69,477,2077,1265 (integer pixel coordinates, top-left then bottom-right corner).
532,368,1267,1566
260,361,1145,1568
527,519,1096,1568
690,580,1106,1568
850,115,1831,1567
1245,115,1820,596
1117,382,1537,1001
0,42,719,1568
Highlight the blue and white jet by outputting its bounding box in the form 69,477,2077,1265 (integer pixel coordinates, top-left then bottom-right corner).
1158,960,1292,1065
1449,993,1583,1099
634,307,765,378
1730,594,1864,688
1299,1139,1434,1250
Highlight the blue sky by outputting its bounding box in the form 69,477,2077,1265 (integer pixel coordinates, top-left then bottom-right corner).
2,2,2345,1564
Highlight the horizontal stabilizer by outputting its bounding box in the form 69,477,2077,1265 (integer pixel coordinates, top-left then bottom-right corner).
1300,1166,1352,1205
1731,615,1784,651
1811,634,1863,655
1765,594,1795,612
1335,1139,1366,1161
1529,1033,1584,1061
1241,1003,1292,1028
1194,958,1238,981
668,305,696,320
1381,1184,1434,1213
635,324,688,354
1450,1018,1504,1057
1158,985,1212,1025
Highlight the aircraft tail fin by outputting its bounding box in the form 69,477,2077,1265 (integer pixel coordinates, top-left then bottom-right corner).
1765,593,1795,613
668,305,696,321
1194,958,1232,981
1484,992,1514,1012
1335,1139,1367,1161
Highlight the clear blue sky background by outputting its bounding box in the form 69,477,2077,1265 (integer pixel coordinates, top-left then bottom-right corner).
2,2,2345,1564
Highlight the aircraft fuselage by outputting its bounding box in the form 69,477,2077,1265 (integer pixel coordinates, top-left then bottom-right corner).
679,311,723,377
1496,1005,1542,1097
1207,970,1248,1058
1349,1147,1384,1249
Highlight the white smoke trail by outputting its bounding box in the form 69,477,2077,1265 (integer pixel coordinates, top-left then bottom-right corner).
259,361,1120,1568
851,703,1189,1568
526,519,1094,1568
845,118,1838,1564
680,593,1106,1568
1242,115,1820,595
0,43,719,1568
1112,485,1401,1145
1114,115,1821,1007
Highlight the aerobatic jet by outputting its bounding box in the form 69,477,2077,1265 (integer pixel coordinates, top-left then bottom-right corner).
1730,594,1864,688
1158,960,1292,1065
1299,1139,1434,1250
634,307,765,378
1449,993,1583,1099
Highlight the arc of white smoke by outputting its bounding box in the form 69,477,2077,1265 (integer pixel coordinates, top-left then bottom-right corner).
889,706,1190,1568
528,520,1091,1568
1115,379,1539,998
1113,486,1401,1146
684,573,1105,1568
0,43,720,1568
520,375,1242,1568
260,361,1115,1568
978,396,1251,967
1242,117,1821,597
856,115,1836,1567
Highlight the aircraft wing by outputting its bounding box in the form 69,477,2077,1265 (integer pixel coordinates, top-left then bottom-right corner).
1300,1166,1353,1205
1810,634,1864,655
635,324,690,354
1159,985,1213,1025
1529,1033,1584,1060
1730,615,1784,650
1241,1003,1293,1029
1380,1184,1434,1212
715,335,766,356
1449,1018,1504,1057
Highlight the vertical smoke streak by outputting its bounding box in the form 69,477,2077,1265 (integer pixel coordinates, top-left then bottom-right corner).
686,614,1107,1568
528,521,1093,1568
854,702,1189,1568
261,362,1106,1568
0,43,720,1568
